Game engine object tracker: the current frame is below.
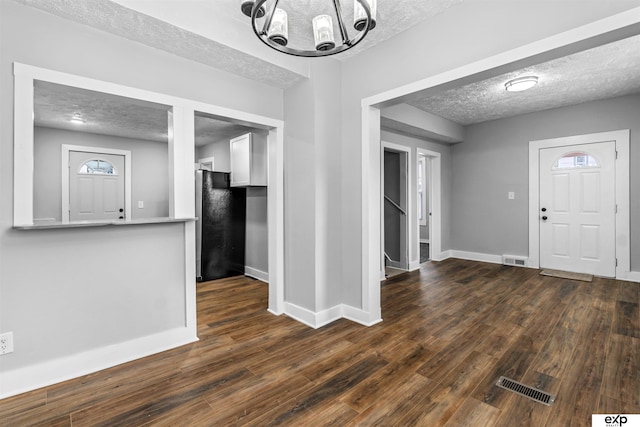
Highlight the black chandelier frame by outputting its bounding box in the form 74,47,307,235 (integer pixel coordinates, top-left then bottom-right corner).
248,0,373,57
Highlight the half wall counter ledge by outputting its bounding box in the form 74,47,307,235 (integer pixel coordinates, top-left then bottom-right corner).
13,217,197,230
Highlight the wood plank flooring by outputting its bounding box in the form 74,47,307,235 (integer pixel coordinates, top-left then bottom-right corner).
1,259,639,426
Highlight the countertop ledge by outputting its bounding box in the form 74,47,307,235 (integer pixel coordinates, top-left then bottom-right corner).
14,217,197,230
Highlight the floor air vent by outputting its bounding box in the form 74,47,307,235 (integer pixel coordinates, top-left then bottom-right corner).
502,255,527,267
496,376,555,406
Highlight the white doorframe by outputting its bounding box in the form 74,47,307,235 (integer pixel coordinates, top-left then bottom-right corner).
61,144,132,224
528,129,630,279
417,148,442,263
381,141,411,277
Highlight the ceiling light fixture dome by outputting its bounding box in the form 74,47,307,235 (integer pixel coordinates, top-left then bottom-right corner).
241,0,376,57
505,76,539,92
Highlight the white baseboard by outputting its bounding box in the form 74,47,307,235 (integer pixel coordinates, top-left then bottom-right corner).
616,270,640,283
408,260,421,271
431,250,451,262
342,305,382,326
0,327,198,400
449,250,502,264
244,266,269,283
283,303,382,329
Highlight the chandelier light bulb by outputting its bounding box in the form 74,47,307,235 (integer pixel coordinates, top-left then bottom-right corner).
354,0,377,30
268,8,288,46
243,0,374,57
505,76,539,92
313,15,336,51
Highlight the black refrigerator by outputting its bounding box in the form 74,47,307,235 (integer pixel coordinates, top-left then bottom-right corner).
195,170,246,281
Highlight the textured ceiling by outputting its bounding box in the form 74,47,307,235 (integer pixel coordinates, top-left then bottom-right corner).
34,81,170,142
405,34,640,126
17,0,463,88
23,0,640,140
34,81,255,146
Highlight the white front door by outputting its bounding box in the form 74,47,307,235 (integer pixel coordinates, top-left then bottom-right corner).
539,141,616,277
69,151,126,222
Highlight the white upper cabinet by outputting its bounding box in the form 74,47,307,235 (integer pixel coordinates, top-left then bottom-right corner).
230,133,267,187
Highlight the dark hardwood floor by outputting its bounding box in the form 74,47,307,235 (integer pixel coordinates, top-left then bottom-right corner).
1,259,638,426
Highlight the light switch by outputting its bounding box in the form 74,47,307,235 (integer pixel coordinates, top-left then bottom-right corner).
508,192,515,200
138,201,144,209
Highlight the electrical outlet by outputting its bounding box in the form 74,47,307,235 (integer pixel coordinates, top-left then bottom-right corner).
0,332,14,355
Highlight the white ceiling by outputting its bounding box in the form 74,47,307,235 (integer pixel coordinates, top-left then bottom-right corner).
23,0,640,141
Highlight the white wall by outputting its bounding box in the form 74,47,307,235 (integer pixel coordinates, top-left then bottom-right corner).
452,94,640,269
34,127,170,221
0,0,282,392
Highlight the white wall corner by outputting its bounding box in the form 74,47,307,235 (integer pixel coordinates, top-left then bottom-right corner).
342,304,383,327
431,250,452,262
0,327,198,400
244,266,269,283
283,302,383,328
408,261,421,271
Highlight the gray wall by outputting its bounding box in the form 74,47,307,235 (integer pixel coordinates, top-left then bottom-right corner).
451,94,640,270
0,1,282,373
34,127,170,221
196,139,230,172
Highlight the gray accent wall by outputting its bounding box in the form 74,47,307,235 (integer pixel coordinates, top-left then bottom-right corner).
451,94,640,270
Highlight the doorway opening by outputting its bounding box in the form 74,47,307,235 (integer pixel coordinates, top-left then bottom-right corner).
382,142,411,280
417,153,430,264
61,144,131,224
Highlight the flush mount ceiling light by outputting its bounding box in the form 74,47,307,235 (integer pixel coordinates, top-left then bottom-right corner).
505,76,539,92
241,0,376,57
70,113,85,124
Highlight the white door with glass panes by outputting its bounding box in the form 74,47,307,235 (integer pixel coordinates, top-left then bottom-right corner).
539,141,616,277
69,151,125,222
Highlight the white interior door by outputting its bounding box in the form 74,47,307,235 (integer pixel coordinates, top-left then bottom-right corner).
69,151,125,222
539,141,616,277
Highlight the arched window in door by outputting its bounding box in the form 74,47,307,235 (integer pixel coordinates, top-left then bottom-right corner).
552,151,599,169
78,159,118,175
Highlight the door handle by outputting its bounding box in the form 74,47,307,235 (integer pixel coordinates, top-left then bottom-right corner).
542,216,548,221
119,208,124,212
541,207,547,212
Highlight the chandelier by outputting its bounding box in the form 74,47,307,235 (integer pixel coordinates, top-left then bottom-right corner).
241,0,377,57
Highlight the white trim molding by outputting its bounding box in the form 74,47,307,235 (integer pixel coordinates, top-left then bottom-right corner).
283,303,383,329
528,130,630,279
245,266,269,283
0,327,198,400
